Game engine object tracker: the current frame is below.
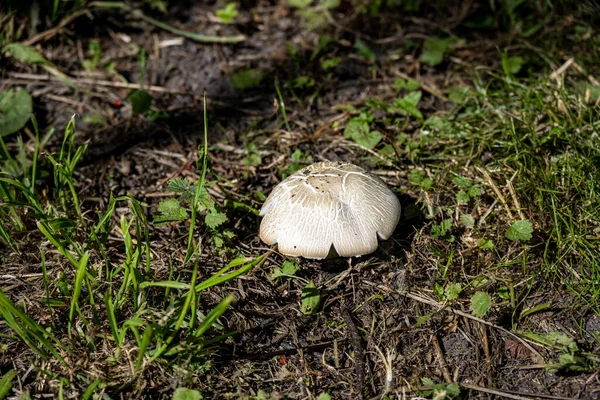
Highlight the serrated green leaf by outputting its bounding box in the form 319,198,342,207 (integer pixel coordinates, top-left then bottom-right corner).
0,88,32,137
205,209,227,229
4,43,48,64
506,220,533,242
231,69,264,89
468,185,481,197
453,175,471,187
127,89,152,115
445,283,461,300
168,178,189,193
153,199,188,225
456,190,470,203
301,280,320,314
471,291,492,317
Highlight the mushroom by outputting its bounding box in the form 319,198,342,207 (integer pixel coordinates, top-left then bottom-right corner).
259,161,401,259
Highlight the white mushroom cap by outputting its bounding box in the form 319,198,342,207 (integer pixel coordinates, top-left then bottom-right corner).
259,161,401,259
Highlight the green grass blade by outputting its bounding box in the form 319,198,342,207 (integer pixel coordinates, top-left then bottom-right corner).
135,325,153,370
195,256,263,293
104,290,121,347
68,252,90,337
81,379,101,400
193,294,235,338
0,369,16,399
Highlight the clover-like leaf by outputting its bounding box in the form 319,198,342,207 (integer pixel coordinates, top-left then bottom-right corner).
471,291,492,318
506,220,533,242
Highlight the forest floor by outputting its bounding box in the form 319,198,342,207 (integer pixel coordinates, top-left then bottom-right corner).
1,1,600,399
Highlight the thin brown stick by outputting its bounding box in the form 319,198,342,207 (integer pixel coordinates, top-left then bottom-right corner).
431,334,452,384
477,166,514,220
461,383,535,399
23,9,89,46
7,72,183,94
342,307,365,400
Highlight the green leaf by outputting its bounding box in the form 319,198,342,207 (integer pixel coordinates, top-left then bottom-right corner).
444,383,461,398
453,175,471,188
461,214,475,228
392,91,423,120
355,39,376,63
502,55,523,76
497,286,510,300
431,219,452,238
0,369,16,399
456,190,470,204
448,87,471,103
471,291,492,318
298,9,328,30
520,331,578,353
153,199,188,225
3,43,48,64
82,114,106,126
408,169,433,189
317,393,332,400
168,178,189,193
271,259,300,281
416,312,433,326
301,280,321,314
231,69,264,89
506,220,533,242
468,185,481,197
205,209,227,229
546,353,591,373
433,282,444,299
478,239,494,250
0,89,32,137
344,117,382,149
420,37,463,67
321,57,341,71
393,78,420,91
445,283,461,300
172,388,203,400
216,3,238,24
519,302,551,320
243,143,263,166
127,89,152,115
